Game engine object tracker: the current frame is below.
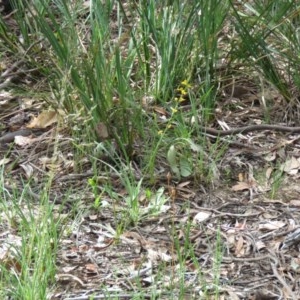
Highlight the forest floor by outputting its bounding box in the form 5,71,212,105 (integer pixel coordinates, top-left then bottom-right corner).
1,1,300,299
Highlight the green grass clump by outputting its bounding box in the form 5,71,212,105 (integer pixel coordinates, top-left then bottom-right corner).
0,175,60,299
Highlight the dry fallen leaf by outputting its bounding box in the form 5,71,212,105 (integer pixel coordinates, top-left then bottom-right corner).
147,248,172,262
14,135,36,147
0,158,11,166
193,211,211,223
231,181,251,191
27,110,57,128
289,200,300,206
259,221,285,231
19,163,34,178
264,151,276,162
84,263,98,275
153,105,167,115
234,220,247,230
1,256,22,273
95,122,109,140
281,156,300,175
255,240,266,251
62,266,77,273
234,235,245,257
265,167,273,181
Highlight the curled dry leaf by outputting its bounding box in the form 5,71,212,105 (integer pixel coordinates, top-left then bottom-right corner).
19,163,34,178
193,211,211,223
259,221,285,231
255,240,266,251
14,135,36,147
231,181,251,191
265,167,273,181
280,156,300,175
147,248,172,262
27,110,58,128
84,263,98,275
234,235,245,257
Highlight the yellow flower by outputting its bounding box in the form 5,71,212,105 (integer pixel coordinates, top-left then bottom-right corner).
181,89,187,96
171,107,178,114
178,96,185,103
181,80,192,88
177,87,187,95
158,130,163,135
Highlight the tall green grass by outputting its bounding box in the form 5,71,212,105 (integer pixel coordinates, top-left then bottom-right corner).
0,174,60,299
1,0,231,170
230,0,300,105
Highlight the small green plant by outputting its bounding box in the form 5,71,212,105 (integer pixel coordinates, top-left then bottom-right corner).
88,177,103,209
167,139,199,179
269,166,285,199
123,178,143,225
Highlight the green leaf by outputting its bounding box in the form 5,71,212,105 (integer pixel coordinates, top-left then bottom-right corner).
186,138,202,152
180,157,192,177
167,145,180,178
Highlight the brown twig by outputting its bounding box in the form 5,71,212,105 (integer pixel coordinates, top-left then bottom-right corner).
199,124,300,136
0,129,45,144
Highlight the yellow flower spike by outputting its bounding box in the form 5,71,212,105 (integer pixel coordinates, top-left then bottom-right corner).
178,96,185,103
171,107,178,114
177,87,187,95
158,130,163,135
181,80,192,88
180,89,187,95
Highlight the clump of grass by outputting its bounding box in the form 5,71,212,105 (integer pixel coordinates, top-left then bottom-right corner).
0,174,60,299
2,0,300,174
2,0,229,172
230,1,300,104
